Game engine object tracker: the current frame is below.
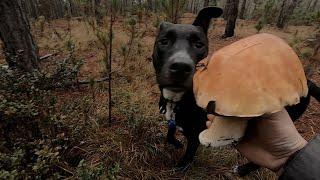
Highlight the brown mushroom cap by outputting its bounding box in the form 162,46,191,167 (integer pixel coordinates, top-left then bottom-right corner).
193,33,308,117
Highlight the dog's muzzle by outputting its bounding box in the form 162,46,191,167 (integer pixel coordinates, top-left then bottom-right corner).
158,52,195,90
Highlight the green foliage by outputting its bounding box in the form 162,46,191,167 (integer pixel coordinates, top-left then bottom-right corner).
36,16,46,36
289,33,302,53
290,10,320,26
65,39,76,52
127,17,137,27
107,162,121,180
153,16,161,28
121,16,146,65
111,0,121,16
249,0,264,20
76,160,106,179
301,47,314,60
161,0,187,23
119,43,128,62
0,169,18,180
32,144,61,179
96,30,113,72
255,20,264,33
0,45,84,178
0,69,64,178
96,31,111,49
288,31,314,61
262,0,277,24
0,149,22,180
125,17,137,41
161,0,172,21
79,0,90,5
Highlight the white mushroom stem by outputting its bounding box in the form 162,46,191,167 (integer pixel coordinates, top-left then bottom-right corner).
199,116,249,147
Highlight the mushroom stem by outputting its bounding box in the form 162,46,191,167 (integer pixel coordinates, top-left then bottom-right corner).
199,116,249,147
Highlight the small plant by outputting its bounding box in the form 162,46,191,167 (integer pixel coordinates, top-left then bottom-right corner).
153,16,161,28
137,42,143,55
76,160,106,179
254,20,264,33
119,43,128,65
0,40,86,178
96,30,112,72
123,17,137,65
36,16,46,36
65,39,76,52
161,0,186,23
137,7,144,26
0,69,65,178
301,48,314,60
96,31,110,50
262,0,276,24
107,162,121,180
289,10,320,26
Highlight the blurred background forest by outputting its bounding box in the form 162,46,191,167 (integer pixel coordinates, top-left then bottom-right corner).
0,0,320,179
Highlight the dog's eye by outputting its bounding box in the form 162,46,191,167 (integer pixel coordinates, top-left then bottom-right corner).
194,42,204,48
158,39,169,46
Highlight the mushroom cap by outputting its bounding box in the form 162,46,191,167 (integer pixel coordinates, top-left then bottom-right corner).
193,33,308,117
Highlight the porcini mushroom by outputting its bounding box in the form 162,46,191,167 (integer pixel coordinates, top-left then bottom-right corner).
193,33,308,147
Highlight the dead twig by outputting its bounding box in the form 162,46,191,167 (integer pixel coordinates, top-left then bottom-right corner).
50,77,109,89
108,4,114,125
40,52,59,60
78,77,109,85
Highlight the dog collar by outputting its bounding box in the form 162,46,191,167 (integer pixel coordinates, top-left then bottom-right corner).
159,96,180,115
159,95,181,131
160,98,176,114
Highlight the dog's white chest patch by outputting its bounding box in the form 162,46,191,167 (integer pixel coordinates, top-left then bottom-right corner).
162,89,185,121
162,89,184,102
165,102,174,121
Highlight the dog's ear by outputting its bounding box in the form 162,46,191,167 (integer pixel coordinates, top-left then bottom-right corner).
193,7,223,34
159,22,173,31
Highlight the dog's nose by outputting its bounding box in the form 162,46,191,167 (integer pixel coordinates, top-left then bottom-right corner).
169,62,193,74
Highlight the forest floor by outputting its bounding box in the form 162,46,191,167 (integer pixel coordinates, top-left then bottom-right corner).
0,14,319,179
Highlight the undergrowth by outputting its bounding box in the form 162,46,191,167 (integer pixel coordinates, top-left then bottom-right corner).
0,65,81,179
3,12,318,179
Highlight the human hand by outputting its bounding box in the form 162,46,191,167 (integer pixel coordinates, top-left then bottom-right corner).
234,109,307,171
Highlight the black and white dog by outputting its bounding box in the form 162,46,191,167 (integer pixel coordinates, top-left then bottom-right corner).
152,7,320,174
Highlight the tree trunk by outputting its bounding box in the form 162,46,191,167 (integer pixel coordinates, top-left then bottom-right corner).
193,0,198,14
52,0,64,19
276,0,301,29
147,0,153,11
91,0,95,17
22,0,39,19
306,0,314,10
190,0,194,12
239,0,247,19
249,0,262,20
173,0,180,23
223,0,239,38
223,0,231,20
277,0,288,29
204,0,209,7
69,0,80,17
0,0,39,71
211,0,217,6
95,0,103,25
171,0,174,22
310,0,319,11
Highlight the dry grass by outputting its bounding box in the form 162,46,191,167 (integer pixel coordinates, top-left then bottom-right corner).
0,14,319,179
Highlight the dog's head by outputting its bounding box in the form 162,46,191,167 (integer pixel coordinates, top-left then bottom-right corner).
152,7,223,93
